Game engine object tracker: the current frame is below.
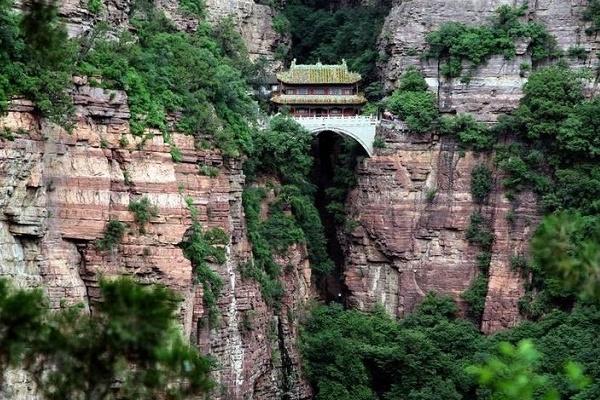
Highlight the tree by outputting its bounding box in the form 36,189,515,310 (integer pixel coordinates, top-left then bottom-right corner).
0,277,213,399
468,340,588,400
386,68,439,133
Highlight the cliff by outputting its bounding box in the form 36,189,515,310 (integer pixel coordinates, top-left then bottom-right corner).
379,0,598,122
340,0,598,333
342,123,538,333
0,86,311,399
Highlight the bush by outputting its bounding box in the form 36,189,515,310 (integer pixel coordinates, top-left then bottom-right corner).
567,46,588,60
170,145,183,162
466,212,494,250
426,5,559,79
128,197,159,233
386,68,438,133
198,164,220,177
470,164,493,203
462,274,489,322
244,116,313,187
96,219,126,251
439,114,495,151
0,0,76,127
79,10,255,156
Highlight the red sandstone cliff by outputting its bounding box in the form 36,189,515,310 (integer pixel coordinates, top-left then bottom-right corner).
0,81,312,399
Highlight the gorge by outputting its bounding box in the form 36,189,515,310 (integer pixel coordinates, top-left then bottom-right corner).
0,0,599,399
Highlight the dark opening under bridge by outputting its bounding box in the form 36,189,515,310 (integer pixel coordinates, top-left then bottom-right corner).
292,115,380,156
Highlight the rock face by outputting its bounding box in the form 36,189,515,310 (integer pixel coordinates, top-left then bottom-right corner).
204,0,286,65
342,0,599,333
342,123,538,332
0,81,311,399
58,0,284,64
379,0,599,122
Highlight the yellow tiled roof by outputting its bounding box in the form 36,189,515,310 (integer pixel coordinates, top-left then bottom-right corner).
271,94,367,105
277,59,362,85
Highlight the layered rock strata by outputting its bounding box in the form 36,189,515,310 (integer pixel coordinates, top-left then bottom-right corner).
0,80,311,399
343,123,538,333
379,0,599,122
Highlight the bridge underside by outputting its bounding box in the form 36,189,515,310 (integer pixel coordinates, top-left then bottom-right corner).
293,117,378,156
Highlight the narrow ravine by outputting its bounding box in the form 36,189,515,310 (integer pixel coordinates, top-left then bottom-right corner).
310,131,365,305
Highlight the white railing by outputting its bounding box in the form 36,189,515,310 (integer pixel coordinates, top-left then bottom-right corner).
292,115,379,122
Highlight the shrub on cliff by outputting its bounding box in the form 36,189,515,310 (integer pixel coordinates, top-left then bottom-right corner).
128,197,159,234
386,68,439,133
470,164,493,204
439,114,495,151
78,8,255,157
0,277,213,398
0,0,76,127
426,5,559,79
96,219,126,251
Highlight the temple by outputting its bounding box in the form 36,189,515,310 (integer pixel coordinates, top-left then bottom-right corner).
271,60,367,117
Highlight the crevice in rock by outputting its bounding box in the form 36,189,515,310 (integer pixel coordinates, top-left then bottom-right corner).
276,315,294,400
310,131,365,305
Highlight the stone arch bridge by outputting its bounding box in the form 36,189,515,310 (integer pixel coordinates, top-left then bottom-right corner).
292,115,380,156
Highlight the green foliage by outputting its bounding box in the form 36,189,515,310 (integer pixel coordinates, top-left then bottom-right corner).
96,219,126,251
301,293,484,400
0,0,76,127
567,46,588,60
386,68,439,133
324,138,361,225
531,212,600,303
272,13,290,34
470,164,493,204
170,145,183,162
440,114,495,151
198,164,220,177
514,64,586,141
583,0,600,35
0,277,213,398
178,0,204,17
0,127,15,141
128,196,159,234
466,212,494,250
426,5,559,79
0,280,46,375
242,187,284,305
468,340,573,400
372,137,385,149
244,116,313,187
180,199,227,324
79,11,255,156
243,115,334,289
87,0,102,14
495,65,598,207
492,307,600,400
282,0,392,88
462,274,489,323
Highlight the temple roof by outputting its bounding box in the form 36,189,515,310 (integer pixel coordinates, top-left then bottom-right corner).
271,94,367,105
276,60,362,85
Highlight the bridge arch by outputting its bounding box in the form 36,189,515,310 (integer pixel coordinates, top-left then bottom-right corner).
292,116,379,157
308,127,373,157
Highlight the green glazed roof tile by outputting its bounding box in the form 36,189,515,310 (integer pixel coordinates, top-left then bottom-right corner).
271,94,367,105
276,59,362,84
